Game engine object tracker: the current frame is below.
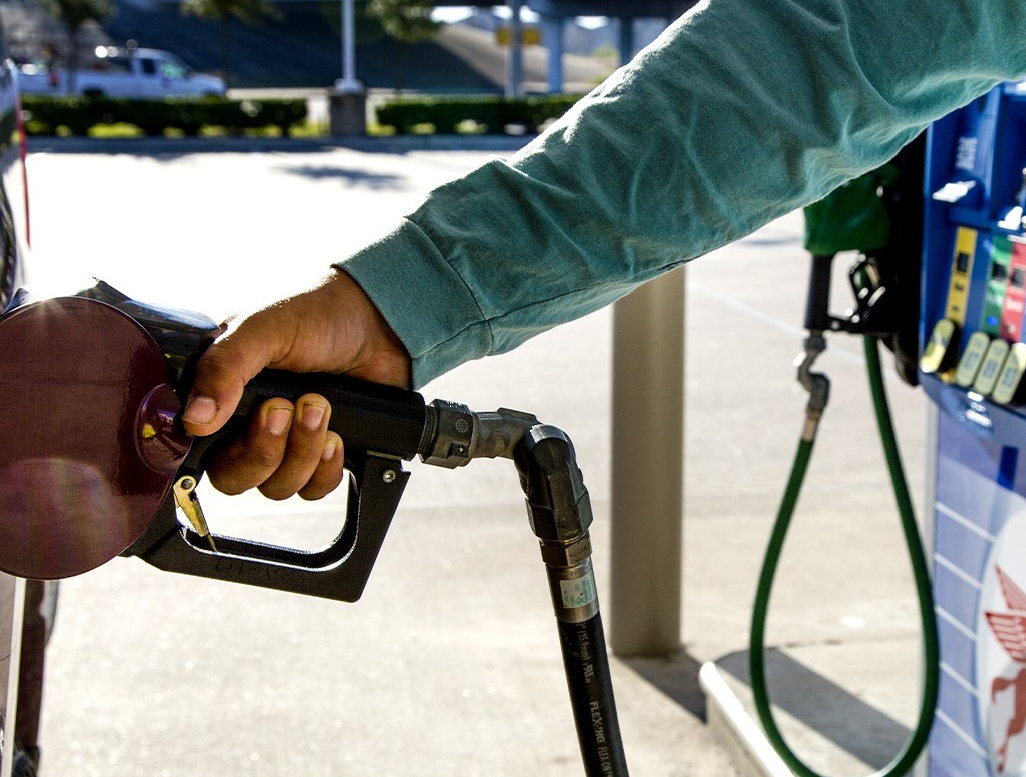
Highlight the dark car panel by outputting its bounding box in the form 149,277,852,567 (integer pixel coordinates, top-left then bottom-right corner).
0,11,34,776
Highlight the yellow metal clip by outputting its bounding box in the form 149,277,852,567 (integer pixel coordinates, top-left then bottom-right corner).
173,475,217,552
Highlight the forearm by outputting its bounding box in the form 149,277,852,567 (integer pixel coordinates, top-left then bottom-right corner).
342,0,1026,388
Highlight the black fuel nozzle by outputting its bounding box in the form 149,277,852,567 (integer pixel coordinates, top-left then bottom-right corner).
800,139,925,385
1,280,579,600
804,254,836,333
804,252,895,338
799,255,832,441
86,281,554,602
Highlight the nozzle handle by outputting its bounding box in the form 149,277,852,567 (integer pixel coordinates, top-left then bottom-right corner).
804,253,835,333
218,369,428,465
128,372,431,603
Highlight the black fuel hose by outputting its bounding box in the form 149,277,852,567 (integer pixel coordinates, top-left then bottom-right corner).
514,425,629,776
558,617,629,776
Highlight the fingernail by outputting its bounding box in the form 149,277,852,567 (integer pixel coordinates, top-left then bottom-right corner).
266,406,293,436
302,403,326,431
322,440,338,461
183,396,217,426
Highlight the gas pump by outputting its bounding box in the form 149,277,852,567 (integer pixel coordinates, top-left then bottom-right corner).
749,78,1026,777
919,81,1026,777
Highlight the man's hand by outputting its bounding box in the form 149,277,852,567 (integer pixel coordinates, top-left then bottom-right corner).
181,269,412,500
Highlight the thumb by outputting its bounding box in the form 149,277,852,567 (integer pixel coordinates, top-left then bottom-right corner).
179,270,412,436
181,315,287,436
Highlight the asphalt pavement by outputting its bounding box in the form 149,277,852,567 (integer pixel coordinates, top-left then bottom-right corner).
19,135,932,777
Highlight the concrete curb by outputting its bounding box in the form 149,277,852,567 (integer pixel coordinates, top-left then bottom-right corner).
699,662,793,777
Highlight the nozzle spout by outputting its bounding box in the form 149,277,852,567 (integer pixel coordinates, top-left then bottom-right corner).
796,332,830,441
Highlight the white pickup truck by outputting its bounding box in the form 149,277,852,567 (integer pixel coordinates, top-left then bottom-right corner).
16,46,226,99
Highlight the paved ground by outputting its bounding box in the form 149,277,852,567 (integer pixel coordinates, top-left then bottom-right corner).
18,135,931,776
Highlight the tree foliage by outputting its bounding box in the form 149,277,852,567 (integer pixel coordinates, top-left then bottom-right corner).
367,0,439,44
34,0,113,92
181,0,279,89
367,0,441,91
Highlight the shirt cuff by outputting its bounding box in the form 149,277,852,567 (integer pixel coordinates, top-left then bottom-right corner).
337,218,493,389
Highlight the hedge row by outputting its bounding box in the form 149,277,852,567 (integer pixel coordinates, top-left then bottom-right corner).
374,94,583,135
20,96,308,137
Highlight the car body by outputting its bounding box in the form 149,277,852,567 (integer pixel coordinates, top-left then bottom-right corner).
0,13,41,777
16,46,226,100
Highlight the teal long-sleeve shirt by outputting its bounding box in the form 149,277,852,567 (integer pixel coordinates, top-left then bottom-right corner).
341,0,1026,389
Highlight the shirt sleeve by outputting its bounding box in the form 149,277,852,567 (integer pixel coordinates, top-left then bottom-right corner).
340,0,1026,389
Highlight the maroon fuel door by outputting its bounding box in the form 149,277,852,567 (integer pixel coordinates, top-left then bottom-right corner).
0,296,190,579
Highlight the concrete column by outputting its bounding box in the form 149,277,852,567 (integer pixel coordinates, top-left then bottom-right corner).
330,0,365,135
506,0,524,98
618,16,635,66
335,0,361,93
609,268,685,657
541,15,565,93
328,90,367,136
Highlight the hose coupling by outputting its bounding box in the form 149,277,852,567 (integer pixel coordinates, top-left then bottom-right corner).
420,400,537,467
513,425,594,543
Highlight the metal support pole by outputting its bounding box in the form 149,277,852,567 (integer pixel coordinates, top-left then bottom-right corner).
609,268,685,656
506,0,524,98
617,16,635,66
336,0,361,93
541,15,565,93
330,0,365,136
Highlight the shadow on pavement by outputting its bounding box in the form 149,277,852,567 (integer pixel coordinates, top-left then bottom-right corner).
715,648,912,769
24,135,534,160
623,648,710,722
276,163,408,189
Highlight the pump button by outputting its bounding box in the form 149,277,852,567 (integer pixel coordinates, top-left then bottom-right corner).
921,319,959,376
992,343,1026,405
933,180,978,204
956,332,991,387
974,339,1010,396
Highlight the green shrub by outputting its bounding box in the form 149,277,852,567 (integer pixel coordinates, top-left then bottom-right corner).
19,96,309,137
375,94,582,135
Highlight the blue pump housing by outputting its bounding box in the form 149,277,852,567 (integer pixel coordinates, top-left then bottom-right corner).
922,80,1026,777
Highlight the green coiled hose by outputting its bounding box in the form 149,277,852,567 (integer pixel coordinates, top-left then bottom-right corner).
748,336,941,777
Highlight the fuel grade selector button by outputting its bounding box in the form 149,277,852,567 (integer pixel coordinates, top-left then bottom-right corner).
974,338,1011,397
956,331,992,387
992,343,1026,405
921,319,959,376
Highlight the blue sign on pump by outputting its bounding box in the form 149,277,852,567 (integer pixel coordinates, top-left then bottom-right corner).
932,90,1001,216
